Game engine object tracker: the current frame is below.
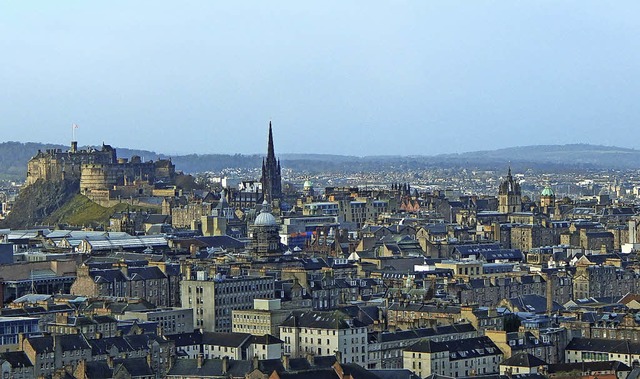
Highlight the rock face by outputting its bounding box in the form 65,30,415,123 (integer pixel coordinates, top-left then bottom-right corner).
1,178,79,228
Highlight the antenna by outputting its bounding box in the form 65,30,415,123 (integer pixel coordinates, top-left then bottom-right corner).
72,123,79,141
30,269,37,294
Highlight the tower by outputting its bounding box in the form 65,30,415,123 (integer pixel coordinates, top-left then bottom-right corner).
498,167,522,214
540,185,555,208
260,122,283,204
250,201,282,257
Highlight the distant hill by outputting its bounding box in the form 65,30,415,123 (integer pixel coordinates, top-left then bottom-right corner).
0,141,638,182
437,144,640,169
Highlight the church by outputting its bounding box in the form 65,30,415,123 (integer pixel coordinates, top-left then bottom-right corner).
260,121,283,206
498,167,522,214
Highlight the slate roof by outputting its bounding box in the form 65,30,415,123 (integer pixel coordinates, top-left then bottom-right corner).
84,361,113,379
0,351,33,368
90,269,128,283
275,364,382,379
507,294,563,314
202,332,252,347
115,357,154,377
281,310,366,329
250,334,284,345
407,336,501,360
167,358,253,377
27,334,91,353
565,337,640,355
196,235,247,250
388,302,462,314
374,323,476,344
500,352,547,367
128,266,167,281
371,369,421,379
547,360,631,374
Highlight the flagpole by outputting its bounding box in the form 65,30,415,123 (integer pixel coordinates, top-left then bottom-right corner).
72,123,75,142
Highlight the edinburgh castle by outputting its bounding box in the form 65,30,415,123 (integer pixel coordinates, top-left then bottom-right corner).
26,141,176,205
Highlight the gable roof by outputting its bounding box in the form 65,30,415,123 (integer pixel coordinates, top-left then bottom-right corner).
501,352,547,367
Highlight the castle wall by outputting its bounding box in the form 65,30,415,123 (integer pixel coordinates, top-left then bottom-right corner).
26,144,117,186
26,143,176,204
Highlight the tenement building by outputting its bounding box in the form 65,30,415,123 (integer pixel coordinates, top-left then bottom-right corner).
279,310,369,365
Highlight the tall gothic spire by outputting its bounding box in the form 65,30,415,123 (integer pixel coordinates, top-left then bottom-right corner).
267,121,276,162
261,121,283,204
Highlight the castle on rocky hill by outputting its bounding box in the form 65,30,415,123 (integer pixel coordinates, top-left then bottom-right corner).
27,141,176,205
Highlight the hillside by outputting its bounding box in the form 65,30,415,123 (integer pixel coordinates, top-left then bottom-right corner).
44,194,161,228
0,178,79,228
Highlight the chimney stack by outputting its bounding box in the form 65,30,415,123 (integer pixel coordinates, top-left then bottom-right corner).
222,356,229,374
197,354,203,369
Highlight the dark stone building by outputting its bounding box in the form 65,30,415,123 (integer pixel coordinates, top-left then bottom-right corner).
260,122,282,204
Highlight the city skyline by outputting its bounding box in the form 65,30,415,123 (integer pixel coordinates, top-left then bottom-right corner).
2,1,639,156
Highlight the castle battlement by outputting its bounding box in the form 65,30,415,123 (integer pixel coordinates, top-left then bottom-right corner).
26,141,175,204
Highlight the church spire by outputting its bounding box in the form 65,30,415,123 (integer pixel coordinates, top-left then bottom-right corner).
261,121,283,204
267,121,276,162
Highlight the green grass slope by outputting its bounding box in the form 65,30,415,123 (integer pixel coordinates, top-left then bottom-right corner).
45,195,161,228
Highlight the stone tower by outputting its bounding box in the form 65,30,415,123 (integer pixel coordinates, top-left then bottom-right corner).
250,201,281,257
498,167,522,214
540,185,555,208
260,122,282,204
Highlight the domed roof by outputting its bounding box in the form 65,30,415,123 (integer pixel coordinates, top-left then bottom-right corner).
541,186,554,197
303,180,313,189
254,201,277,226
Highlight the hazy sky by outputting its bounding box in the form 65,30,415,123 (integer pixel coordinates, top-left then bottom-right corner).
1,1,639,156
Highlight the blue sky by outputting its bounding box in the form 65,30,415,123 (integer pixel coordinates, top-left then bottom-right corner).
1,1,639,156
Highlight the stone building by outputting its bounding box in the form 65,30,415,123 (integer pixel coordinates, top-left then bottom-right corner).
180,272,275,332
70,261,180,307
498,167,522,214
232,299,291,338
403,336,503,377
249,201,282,257
279,310,369,365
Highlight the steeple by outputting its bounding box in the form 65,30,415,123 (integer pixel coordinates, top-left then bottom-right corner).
260,121,283,204
267,121,276,162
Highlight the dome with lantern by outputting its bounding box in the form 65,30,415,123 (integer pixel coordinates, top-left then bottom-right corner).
254,200,277,226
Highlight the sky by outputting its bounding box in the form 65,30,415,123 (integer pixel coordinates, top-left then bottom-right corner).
1,1,639,156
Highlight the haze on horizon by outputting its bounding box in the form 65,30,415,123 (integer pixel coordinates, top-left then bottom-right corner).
1,1,639,157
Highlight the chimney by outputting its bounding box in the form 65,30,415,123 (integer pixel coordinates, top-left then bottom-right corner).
253,354,259,370
18,333,25,350
335,350,342,364
197,354,203,369
282,355,290,371
106,356,114,369
222,356,229,374
545,273,553,316
306,352,314,366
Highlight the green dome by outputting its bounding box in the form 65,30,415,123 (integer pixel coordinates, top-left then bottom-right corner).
541,186,554,197
303,180,313,189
